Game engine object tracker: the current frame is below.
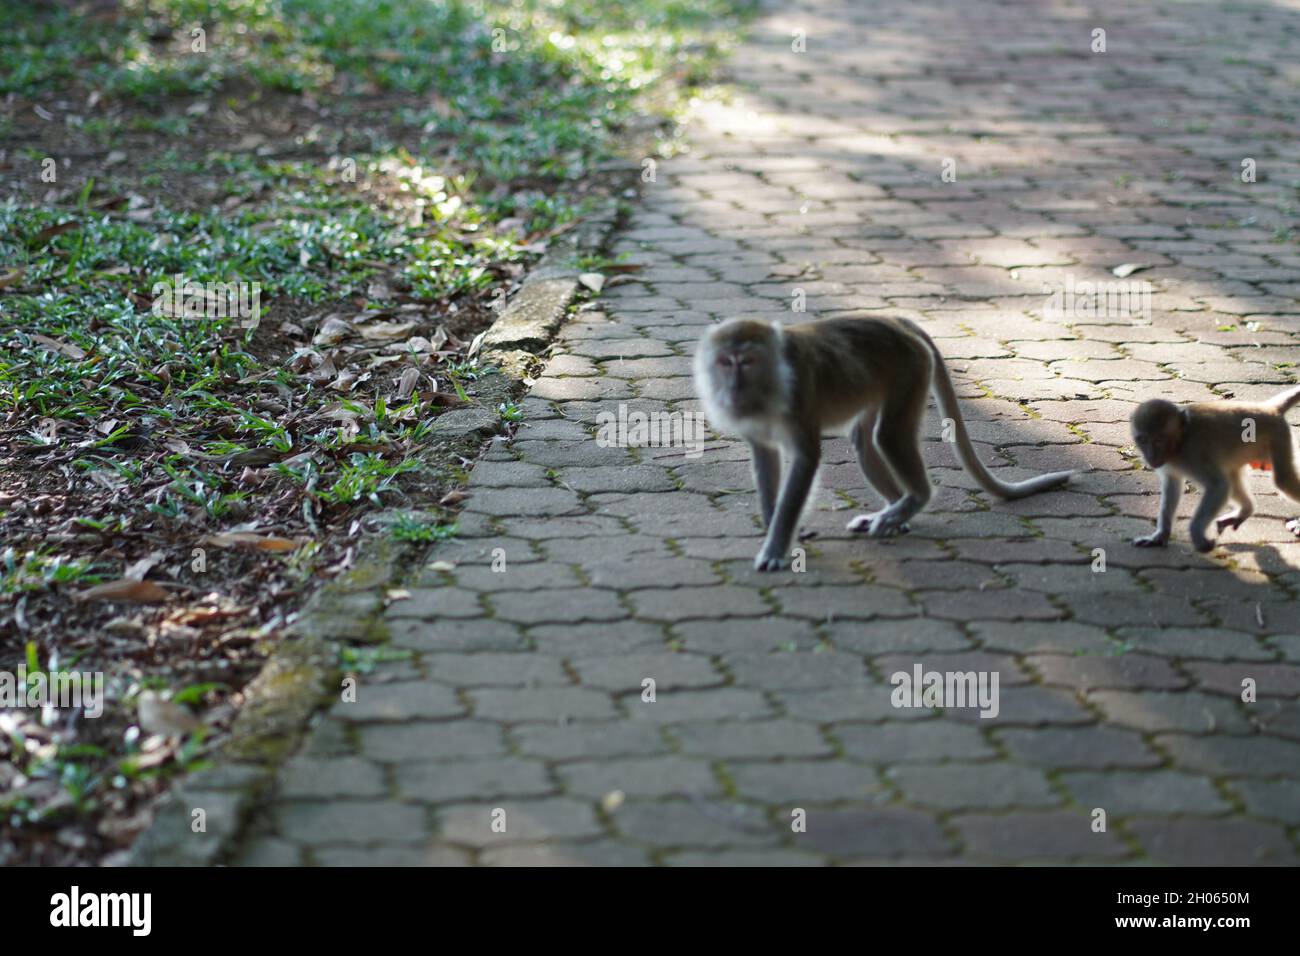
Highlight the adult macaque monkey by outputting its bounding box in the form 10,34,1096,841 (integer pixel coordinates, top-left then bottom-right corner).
1130,384,1300,552
694,316,1074,571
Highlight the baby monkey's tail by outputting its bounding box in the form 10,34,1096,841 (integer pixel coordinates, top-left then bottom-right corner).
1267,383,1300,415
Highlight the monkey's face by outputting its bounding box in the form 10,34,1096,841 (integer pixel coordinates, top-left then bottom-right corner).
702,322,784,416
1131,400,1184,468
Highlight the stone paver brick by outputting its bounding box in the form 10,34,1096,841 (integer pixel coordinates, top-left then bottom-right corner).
276,800,427,845
469,687,617,722
396,758,555,803
888,763,1062,811
1059,771,1233,817
336,682,464,723
279,757,387,800
230,0,1300,866
558,757,722,798
1127,819,1299,866
953,812,1131,862
672,720,833,759
799,808,954,859
997,726,1162,770
436,799,606,847
610,799,780,849
1083,690,1252,735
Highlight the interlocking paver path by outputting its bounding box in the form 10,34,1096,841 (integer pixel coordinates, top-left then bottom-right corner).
232,0,1300,865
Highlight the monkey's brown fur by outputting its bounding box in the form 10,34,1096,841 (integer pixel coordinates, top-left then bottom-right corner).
694,316,1073,570
1131,385,1300,552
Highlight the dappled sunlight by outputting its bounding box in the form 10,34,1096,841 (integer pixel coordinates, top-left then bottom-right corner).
646,0,1300,596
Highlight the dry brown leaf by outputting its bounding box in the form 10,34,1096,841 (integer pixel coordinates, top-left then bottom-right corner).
312,316,353,346
170,606,250,626
123,551,165,581
359,320,417,342
466,329,487,359
0,267,24,289
426,391,469,408
396,366,421,400
31,220,80,246
205,532,304,552
77,579,169,603
31,333,86,359
329,368,361,391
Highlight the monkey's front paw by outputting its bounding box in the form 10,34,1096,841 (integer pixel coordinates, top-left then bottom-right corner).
753,551,789,572
1133,533,1169,548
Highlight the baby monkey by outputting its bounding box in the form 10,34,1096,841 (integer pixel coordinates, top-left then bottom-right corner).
694,316,1073,571
1131,384,1300,552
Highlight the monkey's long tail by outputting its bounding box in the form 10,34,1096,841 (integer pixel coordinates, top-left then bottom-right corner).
925,339,1074,500
1267,383,1300,415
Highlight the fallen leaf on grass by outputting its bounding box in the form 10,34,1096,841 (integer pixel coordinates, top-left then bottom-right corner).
312,316,354,346
578,272,606,293
425,391,470,408
329,368,362,391
30,220,80,247
359,320,417,342
164,605,251,630
396,366,421,400
123,551,166,581
0,267,24,289
31,333,86,359
204,532,304,552
77,579,170,603
466,329,487,360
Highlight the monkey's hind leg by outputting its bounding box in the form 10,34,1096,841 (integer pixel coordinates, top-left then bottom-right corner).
1268,441,1300,539
856,390,932,539
1215,466,1254,534
846,412,908,535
